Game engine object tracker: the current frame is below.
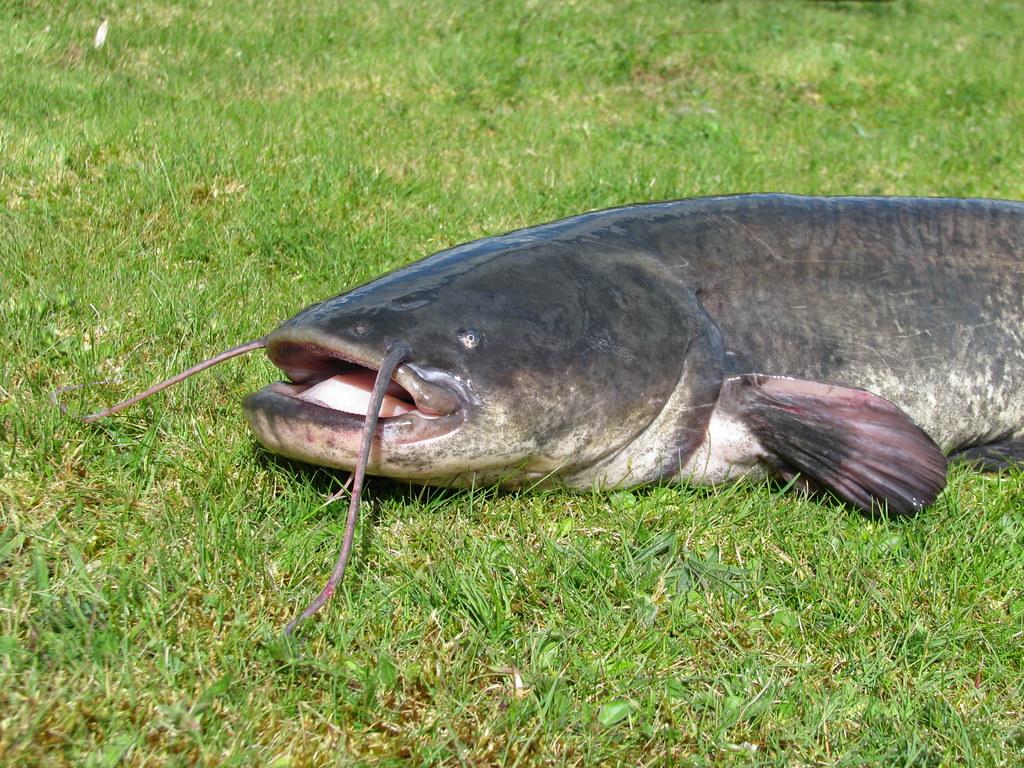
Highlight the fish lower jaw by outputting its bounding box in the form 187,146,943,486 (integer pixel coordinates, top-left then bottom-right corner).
241,384,466,474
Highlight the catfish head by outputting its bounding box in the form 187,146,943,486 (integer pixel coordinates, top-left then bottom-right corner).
243,231,725,488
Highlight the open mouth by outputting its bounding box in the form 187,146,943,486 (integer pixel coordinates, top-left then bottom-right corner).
268,341,419,418
275,372,417,417
243,339,466,450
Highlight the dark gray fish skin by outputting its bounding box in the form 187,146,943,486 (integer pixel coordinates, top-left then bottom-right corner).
243,195,1024,512
663,196,1023,451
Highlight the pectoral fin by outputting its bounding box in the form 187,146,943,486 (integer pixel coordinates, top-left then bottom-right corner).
722,374,947,515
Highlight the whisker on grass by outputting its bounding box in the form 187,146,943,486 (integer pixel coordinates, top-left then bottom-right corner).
284,343,410,635
61,338,268,422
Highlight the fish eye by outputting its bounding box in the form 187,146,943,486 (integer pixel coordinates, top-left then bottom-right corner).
457,328,481,350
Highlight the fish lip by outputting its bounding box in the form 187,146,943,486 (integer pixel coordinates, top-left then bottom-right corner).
264,338,467,419
243,337,469,450
242,383,466,447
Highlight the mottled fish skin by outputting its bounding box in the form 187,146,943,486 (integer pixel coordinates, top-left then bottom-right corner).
654,195,1024,453
245,195,1023,499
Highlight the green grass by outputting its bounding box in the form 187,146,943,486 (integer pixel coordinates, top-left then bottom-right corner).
2,0,1023,764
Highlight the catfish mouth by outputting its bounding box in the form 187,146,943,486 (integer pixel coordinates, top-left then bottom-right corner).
244,340,466,449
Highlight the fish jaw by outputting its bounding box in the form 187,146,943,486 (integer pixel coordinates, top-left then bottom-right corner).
242,333,470,480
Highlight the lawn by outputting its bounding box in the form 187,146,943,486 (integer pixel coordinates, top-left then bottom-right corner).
1,0,1023,765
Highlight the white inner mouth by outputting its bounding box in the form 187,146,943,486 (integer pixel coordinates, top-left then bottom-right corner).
295,373,415,417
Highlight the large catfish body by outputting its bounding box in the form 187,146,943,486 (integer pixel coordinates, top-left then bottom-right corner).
244,195,1024,515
